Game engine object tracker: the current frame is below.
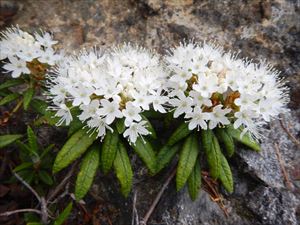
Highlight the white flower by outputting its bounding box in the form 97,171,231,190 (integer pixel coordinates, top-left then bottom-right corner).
35,32,58,48
86,116,113,139
98,98,123,125
79,99,100,121
3,57,30,78
208,105,231,129
123,120,149,143
69,86,94,106
122,102,142,126
0,25,61,78
185,106,210,130
54,104,72,126
166,41,289,138
169,92,193,118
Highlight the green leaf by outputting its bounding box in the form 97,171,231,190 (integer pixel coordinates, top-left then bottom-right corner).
115,118,126,134
27,126,39,156
30,99,48,115
0,134,23,149
176,133,199,191
68,118,84,137
226,126,261,151
166,122,192,146
101,131,119,174
40,144,55,159
53,202,73,225
0,93,19,106
0,89,12,97
13,162,33,172
219,153,233,193
155,144,180,173
141,115,157,139
38,170,53,186
75,145,100,200
215,128,235,157
130,137,156,174
201,130,221,179
0,78,23,90
114,142,133,197
23,88,35,110
187,160,201,201
53,129,97,173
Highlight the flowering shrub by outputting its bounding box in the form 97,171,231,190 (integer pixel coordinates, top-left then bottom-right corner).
0,26,61,112
0,25,289,214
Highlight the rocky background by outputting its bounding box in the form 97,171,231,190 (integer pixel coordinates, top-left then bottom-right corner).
0,0,299,224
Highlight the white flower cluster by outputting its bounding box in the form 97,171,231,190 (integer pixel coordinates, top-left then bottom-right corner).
166,42,289,137
47,45,169,143
0,26,61,78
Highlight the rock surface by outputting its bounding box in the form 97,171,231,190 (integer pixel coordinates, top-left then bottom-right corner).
1,0,299,224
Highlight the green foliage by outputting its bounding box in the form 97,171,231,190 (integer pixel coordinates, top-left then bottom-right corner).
0,78,23,90
115,118,126,134
12,126,55,187
114,142,133,197
226,126,261,151
53,128,97,173
53,202,73,225
155,144,180,173
75,145,100,200
215,127,235,157
101,131,119,174
23,88,35,110
176,133,199,191
187,160,201,201
219,153,233,193
130,137,157,174
0,93,19,106
166,122,191,146
0,134,23,149
201,130,221,179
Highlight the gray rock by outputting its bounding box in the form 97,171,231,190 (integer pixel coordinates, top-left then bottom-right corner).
247,186,299,225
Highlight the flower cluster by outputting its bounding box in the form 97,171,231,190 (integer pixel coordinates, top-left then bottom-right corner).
47,45,169,143
166,42,289,138
0,26,61,78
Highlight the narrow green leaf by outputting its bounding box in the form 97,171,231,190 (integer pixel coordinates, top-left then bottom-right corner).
166,122,192,146
27,222,44,225
219,153,233,193
115,118,126,134
23,88,35,110
187,160,201,201
101,131,119,174
0,79,23,90
53,129,97,173
27,126,39,155
201,130,221,179
226,126,261,151
114,142,133,197
40,144,55,159
38,170,53,186
176,133,199,191
215,128,235,157
141,115,157,139
0,93,19,106
75,145,100,200
0,89,12,97
68,118,84,137
53,202,73,225
0,134,23,149
155,144,180,173
30,99,48,115
13,162,33,172
130,137,157,174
